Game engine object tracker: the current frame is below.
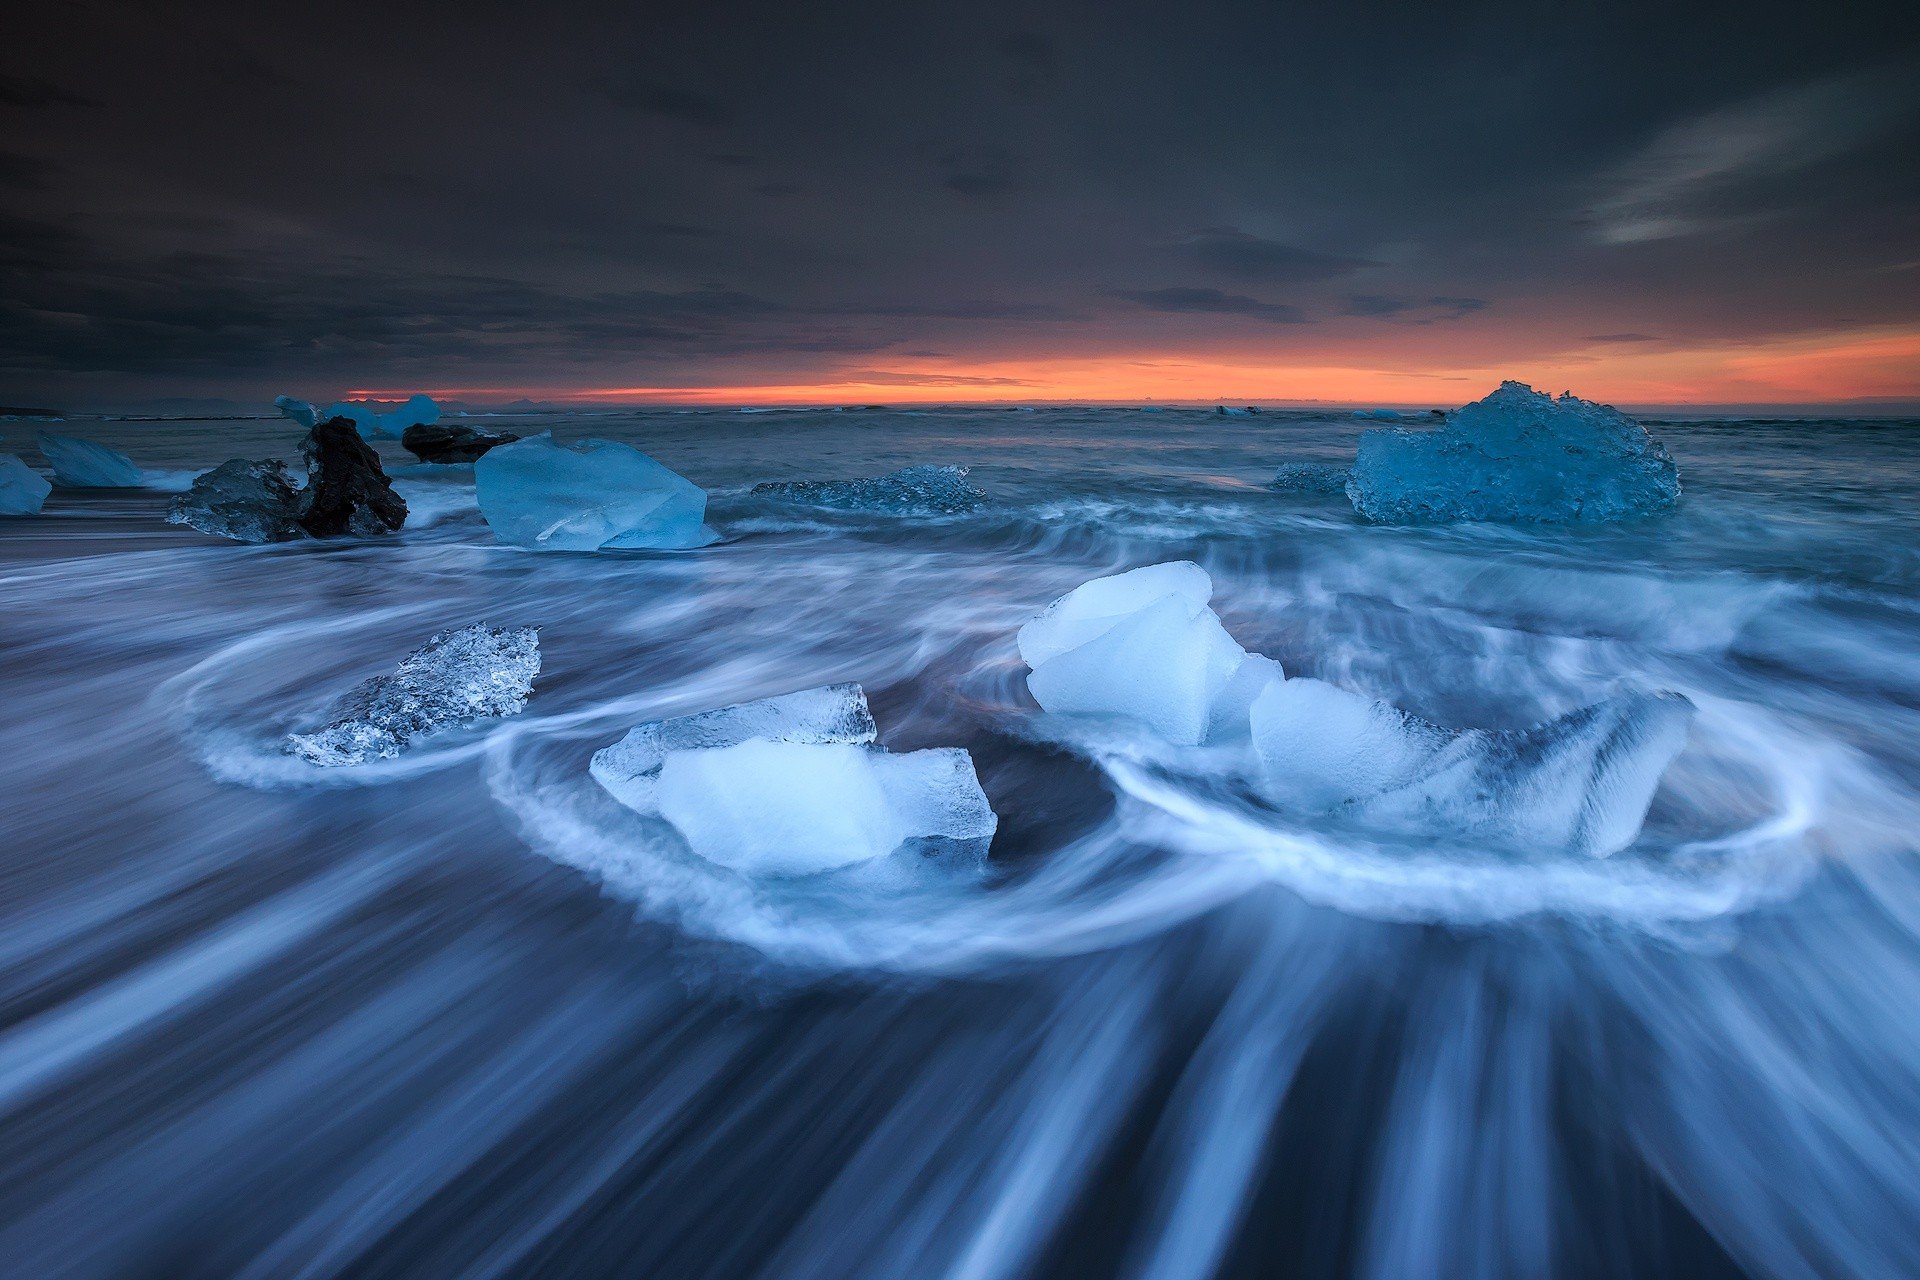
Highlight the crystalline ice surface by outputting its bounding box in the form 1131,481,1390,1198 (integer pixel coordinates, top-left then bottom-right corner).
286,624,540,766
751,465,989,515
275,396,319,428
166,459,304,543
37,433,143,487
1250,678,1456,810
1251,678,1694,856
475,434,714,551
590,683,996,877
1018,561,1214,667
1021,562,1268,746
0,454,51,514
1346,381,1681,524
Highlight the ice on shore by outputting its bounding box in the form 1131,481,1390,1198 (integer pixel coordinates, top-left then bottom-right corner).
1251,677,1694,856
751,465,989,515
167,459,305,542
1347,381,1680,524
0,454,52,514
37,433,143,487
590,683,996,876
320,394,440,440
474,434,714,551
275,396,319,428
1019,562,1279,746
286,624,540,766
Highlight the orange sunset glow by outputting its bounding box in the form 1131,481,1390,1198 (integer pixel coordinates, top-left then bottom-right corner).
353,323,1920,409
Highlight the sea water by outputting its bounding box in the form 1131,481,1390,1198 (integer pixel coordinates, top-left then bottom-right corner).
2,403,1919,1278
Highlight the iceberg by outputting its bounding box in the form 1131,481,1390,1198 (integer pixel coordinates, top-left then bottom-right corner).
168,459,305,542
320,394,439,440
1018,562,1279,746
39,433,143,487
750,465,989,514
1346,381,1681,524
590,683,996,877
1250,677,1694,856
0,453,51,515
286,624,540,766
474,434,714,551
275,395,319,428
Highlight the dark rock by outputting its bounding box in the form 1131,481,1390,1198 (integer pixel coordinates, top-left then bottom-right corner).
299,417,408,537
402,422,520,464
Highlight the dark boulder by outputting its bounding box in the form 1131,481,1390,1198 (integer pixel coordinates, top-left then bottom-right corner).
297,417,408,537
401,422,520,464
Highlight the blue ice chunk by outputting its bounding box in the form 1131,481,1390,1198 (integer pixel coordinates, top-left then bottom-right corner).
0,454,51,514
38,433,143,487
1346,381,1680,524
474,433,715,551
1251,677,1694,856
319,394,439,440
590,683,996,876
275,395,319,428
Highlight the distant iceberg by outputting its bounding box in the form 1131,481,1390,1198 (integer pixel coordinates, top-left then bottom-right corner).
1251,677,1693,856
0,454,51,514
1347,381,1680,524
275,395,319,428
37,433,143,487
317,394,440,440
1019,562,1279,746
287,624,540,766
750,464,988,515
590,683,996,876
475,434,714,551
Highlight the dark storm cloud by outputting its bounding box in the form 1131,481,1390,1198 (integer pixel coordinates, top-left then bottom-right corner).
0,74,92,109
0,0,1916,403
610,83,737,128
1177,229,1374,283
1113,288,1308,323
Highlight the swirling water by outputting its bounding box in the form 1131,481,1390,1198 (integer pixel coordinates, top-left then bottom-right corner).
3,405,1920,1278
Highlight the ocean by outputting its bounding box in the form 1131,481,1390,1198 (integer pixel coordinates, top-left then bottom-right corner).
2,404,1919,1278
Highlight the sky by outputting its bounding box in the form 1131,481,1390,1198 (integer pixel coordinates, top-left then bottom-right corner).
3,0,1918,411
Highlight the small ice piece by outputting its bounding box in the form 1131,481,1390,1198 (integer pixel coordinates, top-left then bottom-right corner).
1267,462,1350,495
750,465,989,514
1353,408,1406,421
1017,561,1214,667
275,395,319,428
1250,678,1456,810
1251,678,1694,856
474,433,714,551
1019,562,1276,746
167,459,304,542
1347,381,1681,524
590,683,996,877
285,624,540,766
0,453,52,515
37,432,143,487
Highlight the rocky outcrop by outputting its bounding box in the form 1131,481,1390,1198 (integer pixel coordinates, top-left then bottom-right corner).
299,418,408,536
168,417,408,543
401,422,520,464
